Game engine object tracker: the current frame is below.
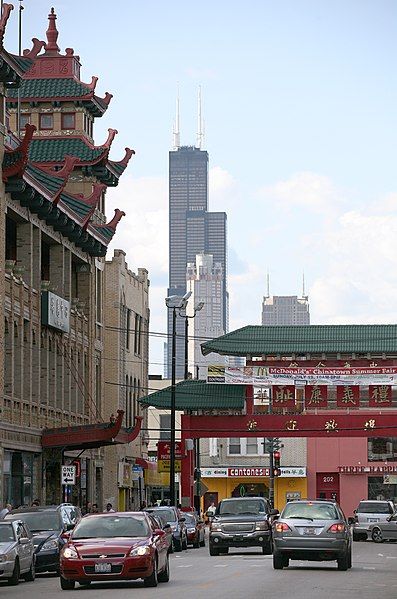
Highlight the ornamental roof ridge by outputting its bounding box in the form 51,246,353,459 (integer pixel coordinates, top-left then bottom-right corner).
3,124,36,182
93,208,125,234
0,3,13,47
44,7,60,55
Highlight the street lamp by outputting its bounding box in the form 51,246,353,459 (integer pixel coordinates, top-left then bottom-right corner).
165,291,191,507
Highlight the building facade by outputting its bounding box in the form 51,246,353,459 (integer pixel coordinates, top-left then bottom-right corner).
167,145,227,379
262,295,310,326
1,7,132,509
103,250,149,510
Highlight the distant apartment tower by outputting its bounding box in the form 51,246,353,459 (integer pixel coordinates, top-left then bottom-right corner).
186,254,225,379
262,295,310,326
167,145,227,379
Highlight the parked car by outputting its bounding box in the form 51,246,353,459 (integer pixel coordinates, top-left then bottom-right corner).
60,512,170,589
209,496,277,556
184,512,205,548
145,506,187,551
146,512,173,553
272,499,352,570
369,511,397,543
0,519,35,585
352,500,395,541
5,503,81,573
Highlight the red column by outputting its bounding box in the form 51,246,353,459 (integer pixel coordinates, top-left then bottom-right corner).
181,414,194,507
245,384,254,415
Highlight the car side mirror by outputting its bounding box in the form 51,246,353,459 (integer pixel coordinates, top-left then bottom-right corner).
178,517,185,522
269,509,279,516
61,531,71,540
353,509,356,514
19,537,30,545
347,517,355,525
272,514,280,520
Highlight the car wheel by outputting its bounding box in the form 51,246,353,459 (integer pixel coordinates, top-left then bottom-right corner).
262,538,273,555
173,538,182,552
144,558,158,587
219,547,229,554
273,551,284,570
348,549,352,569
158,554,170,583
282,556,290,567
209,545,219,556
337,552,349,571
23,558,36,582
193,534,200,549
352,531,360,541
371,527,384,543
60,576,75,590
7,559,20,585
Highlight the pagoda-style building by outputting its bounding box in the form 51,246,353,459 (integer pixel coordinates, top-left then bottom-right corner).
0,5,141,509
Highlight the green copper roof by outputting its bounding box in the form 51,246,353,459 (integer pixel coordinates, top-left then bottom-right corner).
8,77,92,99
25,163,64,196
29,138,104,164
139,379,246,411
8,54,34,74
201,325,397,357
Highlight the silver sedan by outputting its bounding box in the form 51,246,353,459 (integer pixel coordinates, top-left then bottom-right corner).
0,519,35,585
369,512,397,543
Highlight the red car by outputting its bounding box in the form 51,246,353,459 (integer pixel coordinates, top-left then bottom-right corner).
184,512,206,548
59,512,170,590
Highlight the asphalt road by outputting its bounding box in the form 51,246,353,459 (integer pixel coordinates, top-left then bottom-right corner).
3,540,397,599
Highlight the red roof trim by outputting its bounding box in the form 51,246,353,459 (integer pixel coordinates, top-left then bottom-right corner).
3,124,36,182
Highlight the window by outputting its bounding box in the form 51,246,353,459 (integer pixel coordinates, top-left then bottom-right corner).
228,438,241,455
368,438,397,462
39,113,53,130
20,114,31,128
246,437,259,454
159,414,171,440
62,113,75,130
126,309,131,349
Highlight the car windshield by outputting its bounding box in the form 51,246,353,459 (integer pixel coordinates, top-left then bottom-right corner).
184,514,196,525
73,515,150,539
218,500,265,516
6,511,60,532
282,503,338,520
148,509,177,523
357,502,392,514
0,525,15,542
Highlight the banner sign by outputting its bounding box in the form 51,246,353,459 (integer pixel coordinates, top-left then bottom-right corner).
207,365,397,386
339,465,397,474
200,467,306,478
157,460,181,473
157,441,184,461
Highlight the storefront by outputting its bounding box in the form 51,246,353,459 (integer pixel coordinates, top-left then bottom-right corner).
201,467,307,511
2,449,40,508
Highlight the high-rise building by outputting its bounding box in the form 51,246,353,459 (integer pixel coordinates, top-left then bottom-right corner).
262,295,310,326
167,114,228,378
186,254,225,379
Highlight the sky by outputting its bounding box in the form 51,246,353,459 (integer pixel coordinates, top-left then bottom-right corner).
6,1,397,374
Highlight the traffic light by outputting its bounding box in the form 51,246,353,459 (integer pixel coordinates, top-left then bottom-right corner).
273,451,281,477
71,459,81,478
194,468,201,481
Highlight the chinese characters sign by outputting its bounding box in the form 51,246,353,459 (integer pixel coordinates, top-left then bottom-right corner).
368,385,392,407
41,291,70,333
305,385,328,407
272,386,295,408
336,386,360,407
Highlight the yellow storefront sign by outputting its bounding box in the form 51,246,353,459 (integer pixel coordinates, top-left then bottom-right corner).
157,460,181,473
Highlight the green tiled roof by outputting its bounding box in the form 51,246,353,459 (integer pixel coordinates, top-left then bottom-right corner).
60,193,91,220
8,54,34,74
93,224,114,241
25,163,64,196
139,380,245,411
3,149,23,170
201,325,397,357
29,138,104,164
108,159,127,176
8,77,93,99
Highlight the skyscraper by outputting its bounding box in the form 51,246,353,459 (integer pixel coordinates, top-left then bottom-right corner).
167,99,227,378
261,295,310,326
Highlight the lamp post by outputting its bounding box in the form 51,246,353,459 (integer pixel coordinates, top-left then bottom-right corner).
165,292,192,507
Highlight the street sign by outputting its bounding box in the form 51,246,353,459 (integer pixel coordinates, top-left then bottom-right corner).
157,460,181,473
61,465,76,486
157,441,184,461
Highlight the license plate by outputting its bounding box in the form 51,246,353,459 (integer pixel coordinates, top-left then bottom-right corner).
368,519,378,523
95,563,111,573
303,527,316,535
233,535,243,541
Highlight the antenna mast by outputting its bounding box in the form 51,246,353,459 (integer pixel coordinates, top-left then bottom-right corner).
302,271,306,298
172,86,180,149
266,272,270,298
196,85,204,149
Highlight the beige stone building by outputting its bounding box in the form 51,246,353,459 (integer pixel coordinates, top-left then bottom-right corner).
1,7,134,509
103,250,149,510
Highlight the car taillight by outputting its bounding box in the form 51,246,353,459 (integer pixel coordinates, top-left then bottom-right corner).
328,523,346,533
275,522,291,532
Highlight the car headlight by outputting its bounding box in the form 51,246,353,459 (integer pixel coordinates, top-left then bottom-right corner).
210,523,222,532
255,521,269,531
130,546,151,556
0,551,14,562
40,539,59,552
62,546,78,559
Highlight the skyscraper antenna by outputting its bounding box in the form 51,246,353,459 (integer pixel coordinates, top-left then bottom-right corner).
197,85,204,149
302,271,306,298
172,85,180,149
266,271,270,298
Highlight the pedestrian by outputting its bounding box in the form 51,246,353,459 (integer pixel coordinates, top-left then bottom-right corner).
31,499,40,507
0,503,12,519
140,500,147,511
82,501,92,516
104,502,115,512
206,502,216,524
91,503,99,514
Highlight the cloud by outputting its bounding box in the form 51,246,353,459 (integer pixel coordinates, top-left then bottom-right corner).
185,67,217,80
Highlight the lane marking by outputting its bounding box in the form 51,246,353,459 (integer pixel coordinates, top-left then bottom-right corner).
177,564,193,568
213,564,228,567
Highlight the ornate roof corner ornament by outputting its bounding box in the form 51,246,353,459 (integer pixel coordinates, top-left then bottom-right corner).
102,128,118,149
96,208,126,232
3,123,36,181
101,92,113,106
44,7,60,55
85,75,98,91
79,183,107,229
118,147,135,166
0,3,13,47
23,38,46,59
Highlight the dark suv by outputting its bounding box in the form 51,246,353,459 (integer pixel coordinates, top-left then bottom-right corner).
145,506,188,552
209,497,277,556
5,504,81,573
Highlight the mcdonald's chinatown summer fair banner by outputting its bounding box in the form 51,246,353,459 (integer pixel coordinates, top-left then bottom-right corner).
207,365,397,386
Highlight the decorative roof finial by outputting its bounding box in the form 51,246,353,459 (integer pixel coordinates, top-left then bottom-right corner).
44,7,60,54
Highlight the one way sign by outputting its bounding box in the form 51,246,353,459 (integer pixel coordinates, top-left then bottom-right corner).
61,465,76,486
